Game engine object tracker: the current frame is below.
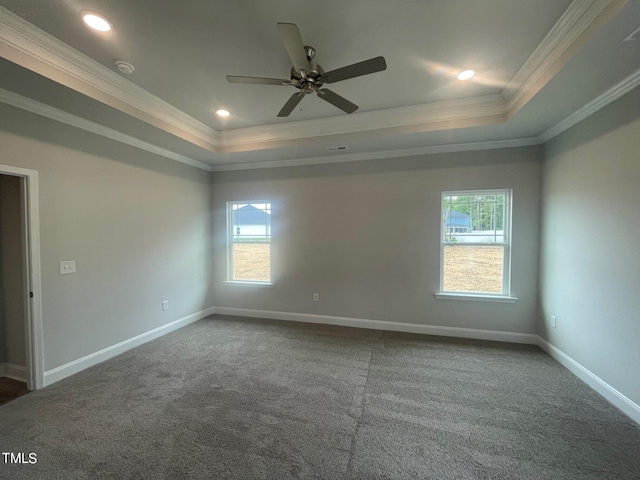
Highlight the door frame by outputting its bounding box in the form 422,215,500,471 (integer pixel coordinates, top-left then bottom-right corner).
0,164,44,390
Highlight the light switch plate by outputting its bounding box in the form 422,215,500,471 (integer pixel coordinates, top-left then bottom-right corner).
59,260,76,275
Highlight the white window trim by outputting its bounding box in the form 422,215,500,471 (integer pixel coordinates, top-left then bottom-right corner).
226,200,272,284
438,189,513,300
223,281,275,287
434,292,517,303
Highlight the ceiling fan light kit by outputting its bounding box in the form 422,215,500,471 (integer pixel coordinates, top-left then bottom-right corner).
227,23,387,117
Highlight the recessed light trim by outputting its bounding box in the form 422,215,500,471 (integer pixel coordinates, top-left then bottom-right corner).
457,70,475,81
216,109,230,117
82,12,112,32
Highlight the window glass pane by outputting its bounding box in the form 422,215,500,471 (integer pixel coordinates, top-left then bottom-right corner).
233,243,270,281
230,202,271,282
442,194,505,244
232,203,271,242
443,245,503,294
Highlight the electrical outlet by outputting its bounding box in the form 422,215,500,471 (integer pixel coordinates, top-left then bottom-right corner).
551,315,556,328
59,261,76,275
162,300,169,311
313,293,319,302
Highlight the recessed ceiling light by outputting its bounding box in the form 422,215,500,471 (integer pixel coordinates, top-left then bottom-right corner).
457,70,475,81
216,109,230,117
82,12,112,32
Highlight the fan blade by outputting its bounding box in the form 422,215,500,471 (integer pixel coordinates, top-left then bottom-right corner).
317,89,358,114
277,91,305,117
319,56,387,84
276,23,310,74
226,76,291,86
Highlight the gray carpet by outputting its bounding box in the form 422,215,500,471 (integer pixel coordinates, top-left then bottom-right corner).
0,314,639,479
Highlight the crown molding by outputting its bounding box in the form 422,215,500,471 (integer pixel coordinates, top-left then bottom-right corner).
210,0,629,152
539,67,640,142
211,138,542,172
5,65,638,172
0,88,213,171
0,84,535,173
1,5,506,154
503,0,601,102
0,2,629,157
0,3,509,154
504,0,630,116
215,94,508,152
0,7,217,151
214,64,640,170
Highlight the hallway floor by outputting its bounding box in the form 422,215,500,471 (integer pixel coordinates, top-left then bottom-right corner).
0,376,29,406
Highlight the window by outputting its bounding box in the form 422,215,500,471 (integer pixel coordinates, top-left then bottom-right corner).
440,190,512,297
227,201,271,283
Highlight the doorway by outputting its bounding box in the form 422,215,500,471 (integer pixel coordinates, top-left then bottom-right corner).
0,165,43,394
0,174,28,403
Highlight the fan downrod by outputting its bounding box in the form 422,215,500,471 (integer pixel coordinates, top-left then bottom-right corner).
304,46,315,61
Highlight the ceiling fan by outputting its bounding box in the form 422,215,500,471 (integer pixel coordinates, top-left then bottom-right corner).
226,23,387,117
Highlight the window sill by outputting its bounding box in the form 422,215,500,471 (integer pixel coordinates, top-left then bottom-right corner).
223,281,274,287
434,293,517,303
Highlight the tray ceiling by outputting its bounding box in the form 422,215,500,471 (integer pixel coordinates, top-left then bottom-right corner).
1,0,638,169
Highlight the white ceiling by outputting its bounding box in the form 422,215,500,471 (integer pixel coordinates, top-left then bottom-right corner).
0,0,639,170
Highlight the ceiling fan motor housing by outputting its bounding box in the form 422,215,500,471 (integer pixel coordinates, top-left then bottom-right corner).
291,59,324,93
300,81,314,94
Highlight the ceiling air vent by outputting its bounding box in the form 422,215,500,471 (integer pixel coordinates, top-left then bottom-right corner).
623,25,640,42
327,146,348,152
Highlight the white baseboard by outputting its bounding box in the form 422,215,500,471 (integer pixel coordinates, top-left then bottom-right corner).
537,336,640,426
38,305,639,426
211,306,539,345
43,306,215,386
211,307,639,426
0,363,27,382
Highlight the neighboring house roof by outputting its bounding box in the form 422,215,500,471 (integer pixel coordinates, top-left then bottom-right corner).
233,205,270,225
444,209,472,229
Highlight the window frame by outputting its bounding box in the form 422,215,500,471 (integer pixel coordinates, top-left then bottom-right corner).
225,200,273,285
438,189,514,301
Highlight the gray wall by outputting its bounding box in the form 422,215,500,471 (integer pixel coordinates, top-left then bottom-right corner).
539,87,640,407
212,146,542,333
0,174,26,367
0,104,214,372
